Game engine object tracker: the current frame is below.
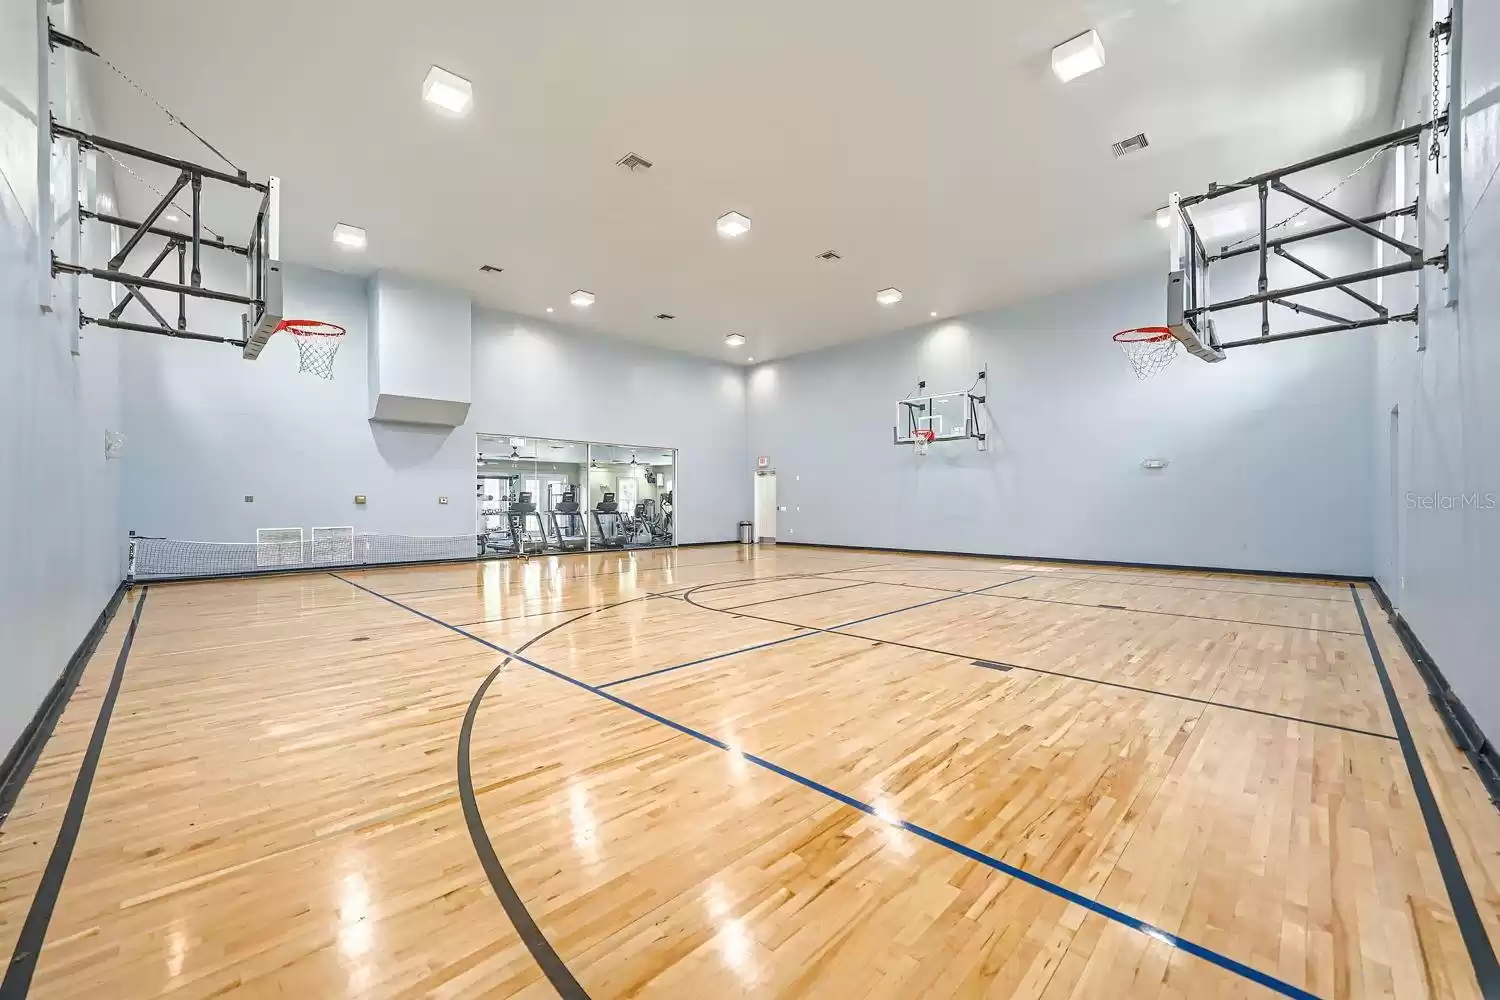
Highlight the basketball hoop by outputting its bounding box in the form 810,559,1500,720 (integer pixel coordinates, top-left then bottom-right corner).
277,319,345,379
914,428,936,456
1113,326,1179,380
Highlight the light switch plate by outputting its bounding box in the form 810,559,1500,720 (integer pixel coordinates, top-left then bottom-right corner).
354,495,367,505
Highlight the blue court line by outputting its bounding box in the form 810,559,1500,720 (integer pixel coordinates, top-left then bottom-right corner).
596,576,1031,690
332,572,1321,1000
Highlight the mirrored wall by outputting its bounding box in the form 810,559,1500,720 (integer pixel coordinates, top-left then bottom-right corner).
477,435,675,558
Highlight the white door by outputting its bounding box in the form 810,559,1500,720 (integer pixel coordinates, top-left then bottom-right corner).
754,472,777,541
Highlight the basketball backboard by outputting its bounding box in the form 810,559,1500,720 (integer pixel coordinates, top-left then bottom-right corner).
894,391,970,443
1165,192,1226,362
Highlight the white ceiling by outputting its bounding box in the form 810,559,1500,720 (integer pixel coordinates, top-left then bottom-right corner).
80,0,1418,362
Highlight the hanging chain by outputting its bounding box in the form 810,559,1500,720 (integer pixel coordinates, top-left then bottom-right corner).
1430,14,1451,163
95,54,244,176
1221,144,1392,252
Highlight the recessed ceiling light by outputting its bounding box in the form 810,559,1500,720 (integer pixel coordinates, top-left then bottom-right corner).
332,223,367,250
570,290,595,307
747,356,755,362
546,306,554,313
876,287,904,306
422,65,473,115
930,311,938,317
1052,29,1106,83
717,211,751,238
724,333,746,347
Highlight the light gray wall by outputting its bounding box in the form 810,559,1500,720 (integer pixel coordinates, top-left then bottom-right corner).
1,0,123,756
747,245,1378,576
120,264,749,546
1372,1,1500,736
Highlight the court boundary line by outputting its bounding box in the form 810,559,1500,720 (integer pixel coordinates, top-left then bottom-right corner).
799,573,1361,636
1350,586,1500,995
651,578,1397,741
333,573,1320,1000
0,581,127,831
595,579,1026,689
828,567,1358,604
776,540,1369,583
0,589,149,1000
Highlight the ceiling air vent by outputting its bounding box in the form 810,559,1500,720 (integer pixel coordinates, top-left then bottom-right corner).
816,250,842,261
1111,132,1150,158
656,313,675,320
616,152,653,172
478,264,503,274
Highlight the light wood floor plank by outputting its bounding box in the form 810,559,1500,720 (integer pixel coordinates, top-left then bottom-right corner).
0,548,1493,999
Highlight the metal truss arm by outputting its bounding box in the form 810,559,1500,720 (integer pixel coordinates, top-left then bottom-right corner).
1270,180,1421,259
1273,246,1386,317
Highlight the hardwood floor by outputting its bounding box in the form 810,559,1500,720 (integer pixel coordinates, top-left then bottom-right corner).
1,545,1496,999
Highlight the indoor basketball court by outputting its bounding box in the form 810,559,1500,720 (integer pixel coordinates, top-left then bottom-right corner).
2,1,1497,999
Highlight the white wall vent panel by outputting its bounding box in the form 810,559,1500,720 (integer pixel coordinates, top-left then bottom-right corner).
256,527,305,568
311,525,356,564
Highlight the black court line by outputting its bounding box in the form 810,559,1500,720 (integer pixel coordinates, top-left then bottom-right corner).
593,580,1018,690
835,566,1357,603
452,593,669,628
717,580,876,611
816,573,1362,636
662,578,1397,741
1,589,149,1000
1350,586,1500,996
450,592,648,1000
334,573,1320,1000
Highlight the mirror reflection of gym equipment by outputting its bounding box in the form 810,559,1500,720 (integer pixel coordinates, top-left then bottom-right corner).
476,435,675,558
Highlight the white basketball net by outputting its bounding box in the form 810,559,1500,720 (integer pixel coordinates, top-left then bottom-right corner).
914,429,935,455
283,321,345,380
1115,330,1179,380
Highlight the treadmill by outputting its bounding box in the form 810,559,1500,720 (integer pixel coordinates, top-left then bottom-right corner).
591,492,627,549
547,487,588,552
505,492,548,555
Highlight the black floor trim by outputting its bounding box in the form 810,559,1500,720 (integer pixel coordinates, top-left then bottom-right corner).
0,581,127,831
1349,585,1500,996
777,541,1370,582
1368,580,1500,807
1,588,148,999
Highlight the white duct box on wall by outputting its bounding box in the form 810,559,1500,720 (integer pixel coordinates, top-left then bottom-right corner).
368,272,472,425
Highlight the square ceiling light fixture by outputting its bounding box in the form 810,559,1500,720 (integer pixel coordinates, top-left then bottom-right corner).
332,223,367,250
1051,30,1105,83
422,65,473,115
569,289,595,307
875,287,904,306
717,211,752,238
724,333,746,347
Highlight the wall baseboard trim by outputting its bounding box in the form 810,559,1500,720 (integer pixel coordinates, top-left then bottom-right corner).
775,541,1370,583
0,581,128,829
1369,581,1500,808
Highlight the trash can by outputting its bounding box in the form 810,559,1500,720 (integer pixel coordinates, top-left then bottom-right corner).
737,520,754,544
